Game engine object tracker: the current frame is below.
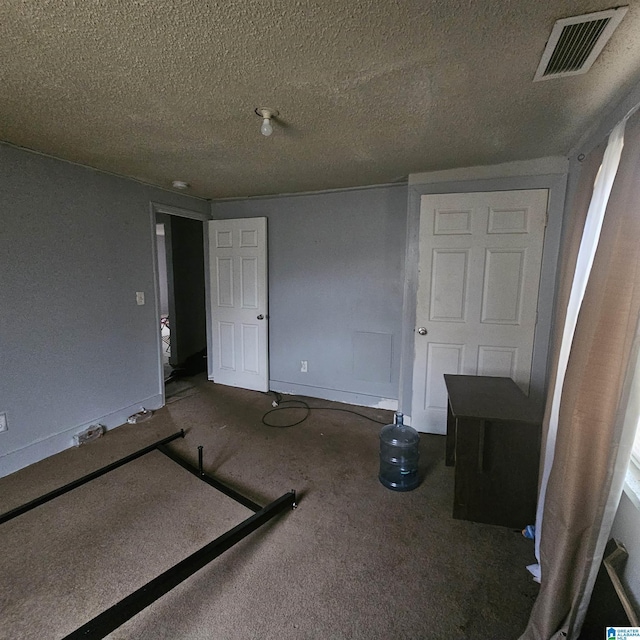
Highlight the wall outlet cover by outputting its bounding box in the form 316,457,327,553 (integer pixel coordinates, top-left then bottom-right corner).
73,424,104,446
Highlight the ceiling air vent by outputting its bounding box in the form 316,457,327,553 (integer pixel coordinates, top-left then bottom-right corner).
534,7,628,81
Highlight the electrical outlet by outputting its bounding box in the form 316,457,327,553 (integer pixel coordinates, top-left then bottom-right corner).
73,424,104,446
0,412,8,433
300,360,308,373
136,291,145,305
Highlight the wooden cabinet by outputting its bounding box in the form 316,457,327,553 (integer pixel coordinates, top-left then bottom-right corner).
444,375,543,528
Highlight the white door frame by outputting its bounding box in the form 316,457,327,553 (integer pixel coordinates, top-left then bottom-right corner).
150,202,210,406
398,162,569,423
410,189,548,433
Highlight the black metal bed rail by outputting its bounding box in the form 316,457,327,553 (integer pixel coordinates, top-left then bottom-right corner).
0,430,186,526
0,429,297,640
157,443,263,512
63,490,296,640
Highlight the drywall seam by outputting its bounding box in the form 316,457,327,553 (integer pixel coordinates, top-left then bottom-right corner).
211,181,407,204
0,140,210,202
409,157,569,185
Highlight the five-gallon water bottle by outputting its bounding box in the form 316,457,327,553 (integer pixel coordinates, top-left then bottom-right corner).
379,412,420,491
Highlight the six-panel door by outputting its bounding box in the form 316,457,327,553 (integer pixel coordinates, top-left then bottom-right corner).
411,190,548,434
208,218,268,392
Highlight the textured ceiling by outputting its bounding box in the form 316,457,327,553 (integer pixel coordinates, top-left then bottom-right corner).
1,1,640,199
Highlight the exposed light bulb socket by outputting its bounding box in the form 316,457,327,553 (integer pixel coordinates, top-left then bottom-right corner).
255,107,279,137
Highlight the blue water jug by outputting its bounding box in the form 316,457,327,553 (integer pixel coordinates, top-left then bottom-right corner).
379,411,420,491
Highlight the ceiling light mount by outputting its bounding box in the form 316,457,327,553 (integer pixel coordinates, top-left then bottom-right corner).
171,180,190,190
255,107,279,137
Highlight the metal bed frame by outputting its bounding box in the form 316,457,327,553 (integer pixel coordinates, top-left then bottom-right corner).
0,430,297,640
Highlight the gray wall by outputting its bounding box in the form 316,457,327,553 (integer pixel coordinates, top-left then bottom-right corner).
211,184,407,407
0,143,207,476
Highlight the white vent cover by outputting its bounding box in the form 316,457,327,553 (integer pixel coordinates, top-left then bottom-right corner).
534,7,628,81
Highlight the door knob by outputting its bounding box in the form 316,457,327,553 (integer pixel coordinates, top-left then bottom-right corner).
257,314,264,320
417,327,428,335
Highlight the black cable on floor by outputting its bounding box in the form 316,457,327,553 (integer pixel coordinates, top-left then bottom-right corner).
261,394,390,428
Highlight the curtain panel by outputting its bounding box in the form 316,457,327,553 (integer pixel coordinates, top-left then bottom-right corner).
532,141,607,574
521,107,640,639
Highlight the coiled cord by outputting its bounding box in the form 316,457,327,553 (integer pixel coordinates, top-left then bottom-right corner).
262,392,389,428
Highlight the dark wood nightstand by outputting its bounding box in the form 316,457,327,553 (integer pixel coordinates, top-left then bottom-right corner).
444,374,543,528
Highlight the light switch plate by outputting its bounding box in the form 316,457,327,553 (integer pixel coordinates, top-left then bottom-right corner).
0,412,8,433
136,291,145,305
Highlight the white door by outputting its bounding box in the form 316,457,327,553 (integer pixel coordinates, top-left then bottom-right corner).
411,190,548,433
208,217,269,392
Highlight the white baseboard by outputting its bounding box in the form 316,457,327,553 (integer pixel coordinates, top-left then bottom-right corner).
0,394,164,478
269,381,398,411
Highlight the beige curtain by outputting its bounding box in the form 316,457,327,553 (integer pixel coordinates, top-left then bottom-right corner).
537,141,606,502
521,107,640,639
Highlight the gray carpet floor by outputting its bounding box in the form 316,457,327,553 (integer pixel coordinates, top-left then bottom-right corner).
0,375,539,639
